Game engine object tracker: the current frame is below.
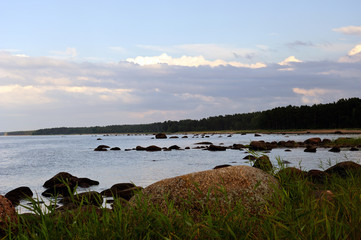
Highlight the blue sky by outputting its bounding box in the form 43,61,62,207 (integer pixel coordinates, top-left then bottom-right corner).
0,1,361,131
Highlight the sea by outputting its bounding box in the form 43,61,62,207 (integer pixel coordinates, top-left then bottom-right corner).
1,133,361,210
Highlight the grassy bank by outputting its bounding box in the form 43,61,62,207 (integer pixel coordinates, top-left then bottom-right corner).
2,161,361,240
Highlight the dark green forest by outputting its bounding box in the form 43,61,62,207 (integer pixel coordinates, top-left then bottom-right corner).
11,97,361,135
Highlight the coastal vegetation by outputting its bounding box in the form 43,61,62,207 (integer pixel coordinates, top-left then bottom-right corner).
4,97,359,136
2,158,361,239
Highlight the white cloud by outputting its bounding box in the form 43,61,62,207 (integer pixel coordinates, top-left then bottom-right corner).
278,56,302,66
292,88,340,104
338,44,361,63
333,26,361,35
126,53,266,68
0,85,53,107
50,47,77,58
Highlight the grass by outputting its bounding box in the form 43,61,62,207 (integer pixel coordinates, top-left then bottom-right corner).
2,162,361,239
332,137,361,147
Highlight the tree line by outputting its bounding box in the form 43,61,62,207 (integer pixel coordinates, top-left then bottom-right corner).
26,97,361,135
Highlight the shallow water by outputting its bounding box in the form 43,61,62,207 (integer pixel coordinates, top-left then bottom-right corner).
1,133,361,199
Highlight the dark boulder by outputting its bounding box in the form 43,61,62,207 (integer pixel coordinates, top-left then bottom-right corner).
243,155,257,160
135,146,146,151
207,144,227,151
101,183,136,197
350,147,359,151
182,136,188,138
43,172,99,191
325,161,361,178
94,145,109,151
194,141,212,145
110,147,121,151
5,186,33,206
249,141,271,151
253,155,273,172
169,136,179,139
168,145,181,150
329,147,340,152
307,170,329,184
304,146,317,153
304,138,321,145
254,133,261,137
276,167,307,181
42,183,76,197
146,145,162,152
155,133,167,139
231,144,245,150
213,164,232,169
321,139,332,146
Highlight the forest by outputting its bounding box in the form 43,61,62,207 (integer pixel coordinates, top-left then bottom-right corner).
9,97,361,135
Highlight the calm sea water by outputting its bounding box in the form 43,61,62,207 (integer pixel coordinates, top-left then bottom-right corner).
1,133,361,198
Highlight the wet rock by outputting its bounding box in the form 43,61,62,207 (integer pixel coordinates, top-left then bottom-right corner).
249,141,271,151
185,147,190,150
110,147,121,151
96,138,102,140
194,141,212,145
101,183,136,197
329,147,340,152
42,172,99,196
169,136,179,139
285,149,291,152
304,137,321,145
231,144,245,150
0,195,17,236
146,145,162,152
213,164,232,169
94,145,110,151
182,136,188,138
131,166,279,216
307,170,329,184
350,147,359,151
155,133,167,139
168,145,181,150
254,133,261,137
135,146,146,151
304,146,317,153
253,155,273,172
5,186,33,206
276,167,307,181
325,161,361,178
207,144,227,151
243,155,257,160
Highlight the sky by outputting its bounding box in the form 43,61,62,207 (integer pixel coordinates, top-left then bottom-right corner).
0,1,361,131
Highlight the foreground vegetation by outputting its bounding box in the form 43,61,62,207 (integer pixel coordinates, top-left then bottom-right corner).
3,160,361,239
8,97,357,135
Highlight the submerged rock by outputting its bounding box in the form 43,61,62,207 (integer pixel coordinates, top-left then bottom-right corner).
207,144,227,151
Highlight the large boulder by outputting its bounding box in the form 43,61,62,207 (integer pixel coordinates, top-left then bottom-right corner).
42,172,99,197
101,183,141,200
304,137,321,145
0,195,17,236
207,144,227,151
155,133,167,139
325,161,361,178
146,145,162,152
131,166,279,216
253,155,273,172
5,186,33,206
249,141,271,151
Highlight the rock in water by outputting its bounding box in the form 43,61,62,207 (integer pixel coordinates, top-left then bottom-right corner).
5,186,33,206
131,165,279,216
155,133,167,139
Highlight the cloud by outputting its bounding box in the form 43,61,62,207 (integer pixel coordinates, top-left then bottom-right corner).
292,88,341,104
286,41,314,48
278,56,303,66
136,44,261,62
126,53,266,68
0,51,360,131
333,26,361,35
50,47,77,58
338,44,361,63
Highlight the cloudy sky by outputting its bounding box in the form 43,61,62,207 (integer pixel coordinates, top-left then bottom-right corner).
1,1,361,131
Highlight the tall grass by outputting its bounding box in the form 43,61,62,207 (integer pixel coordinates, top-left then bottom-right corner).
2,163,361,239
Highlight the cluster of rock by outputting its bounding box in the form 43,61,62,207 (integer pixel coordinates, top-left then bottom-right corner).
249,137,359,153
94,145,121,151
